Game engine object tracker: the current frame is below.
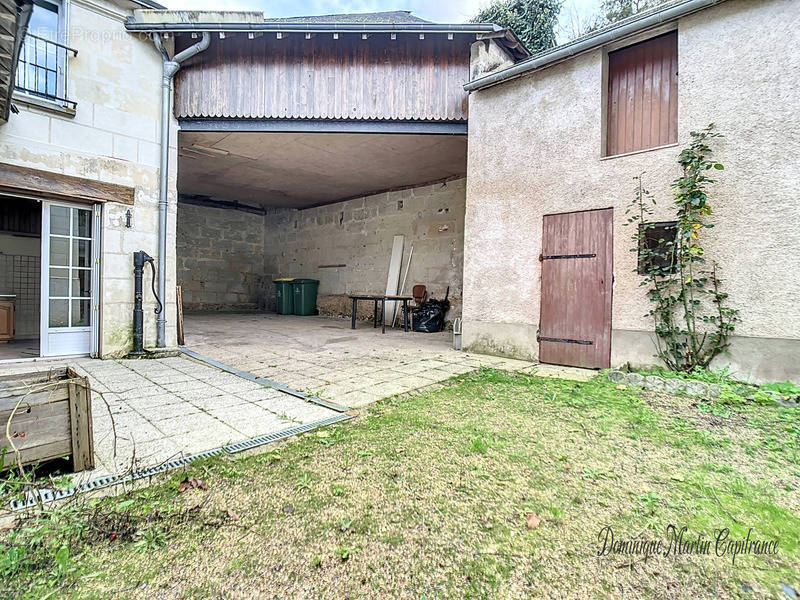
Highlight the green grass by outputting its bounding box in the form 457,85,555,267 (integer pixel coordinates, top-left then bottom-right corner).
2,369,799,599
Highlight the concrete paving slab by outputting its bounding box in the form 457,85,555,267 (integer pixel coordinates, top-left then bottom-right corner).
183,312,535,408
0,352,340,487
0,313,536,498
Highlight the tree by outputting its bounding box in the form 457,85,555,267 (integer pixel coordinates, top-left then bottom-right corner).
590,0,661,30
472,0,562,55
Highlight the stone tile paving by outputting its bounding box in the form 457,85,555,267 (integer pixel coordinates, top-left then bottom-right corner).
0,354,337,483
0,313,535,486
184,313,535,408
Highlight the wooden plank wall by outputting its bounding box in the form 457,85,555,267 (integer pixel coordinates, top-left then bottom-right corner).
606,31,677,156
174,34,472,121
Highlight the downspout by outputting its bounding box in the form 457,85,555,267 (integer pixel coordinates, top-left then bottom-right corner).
153,31,210,347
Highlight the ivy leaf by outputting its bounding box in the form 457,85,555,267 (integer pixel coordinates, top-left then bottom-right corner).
713,163,724,170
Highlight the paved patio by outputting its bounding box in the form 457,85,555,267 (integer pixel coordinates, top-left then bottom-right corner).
1,313,534,487
183,312,534,408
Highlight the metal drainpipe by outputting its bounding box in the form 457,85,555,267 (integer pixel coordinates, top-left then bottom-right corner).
153,31,210,347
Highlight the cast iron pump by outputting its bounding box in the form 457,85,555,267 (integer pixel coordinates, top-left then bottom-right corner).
131,251,163,355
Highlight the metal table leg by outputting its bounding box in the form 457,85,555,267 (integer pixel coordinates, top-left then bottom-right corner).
351,297,357,329
381,298,386,334
373,299,378,328
403,299,409,332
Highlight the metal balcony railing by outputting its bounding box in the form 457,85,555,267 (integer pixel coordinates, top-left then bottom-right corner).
15,33,78,108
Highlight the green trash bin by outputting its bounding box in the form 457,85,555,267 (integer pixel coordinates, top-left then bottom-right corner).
292,279,319,316
274,278,295,315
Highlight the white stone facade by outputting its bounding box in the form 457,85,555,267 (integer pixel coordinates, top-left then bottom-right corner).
0,0,178,356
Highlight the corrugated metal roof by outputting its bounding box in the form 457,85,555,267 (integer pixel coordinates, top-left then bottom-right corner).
270,11,431,25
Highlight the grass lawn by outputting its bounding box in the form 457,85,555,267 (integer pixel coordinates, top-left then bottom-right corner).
3,368,799,599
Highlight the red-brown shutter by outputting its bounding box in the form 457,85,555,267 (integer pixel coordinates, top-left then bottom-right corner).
606,31,678,156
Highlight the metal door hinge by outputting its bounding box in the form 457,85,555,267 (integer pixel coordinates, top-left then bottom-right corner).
540,253,596,261
537,336,593,345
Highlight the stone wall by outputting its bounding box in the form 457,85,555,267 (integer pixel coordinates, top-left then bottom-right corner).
261,179,465,321
463,0,800,382
177,203,266,310
0,0,178,356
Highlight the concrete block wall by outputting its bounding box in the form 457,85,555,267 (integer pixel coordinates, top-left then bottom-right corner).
0,0,178,356
262,179,466,320
177,203,266,310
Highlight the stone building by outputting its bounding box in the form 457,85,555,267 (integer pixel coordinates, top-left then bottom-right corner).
0,0,177,358
0,0,797,382
462,0,800,382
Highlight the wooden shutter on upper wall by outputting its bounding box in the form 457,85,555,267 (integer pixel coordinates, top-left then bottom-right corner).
606,31,678,157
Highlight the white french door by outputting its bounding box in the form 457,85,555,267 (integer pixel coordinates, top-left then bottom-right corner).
40,201,100,357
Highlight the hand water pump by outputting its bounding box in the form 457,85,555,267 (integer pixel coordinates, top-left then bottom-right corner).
131,251,163,355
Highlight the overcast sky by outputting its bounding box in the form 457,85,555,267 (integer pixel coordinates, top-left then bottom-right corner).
161,0,602,41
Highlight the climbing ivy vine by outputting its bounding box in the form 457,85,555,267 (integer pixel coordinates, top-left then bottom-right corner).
626,125,739,372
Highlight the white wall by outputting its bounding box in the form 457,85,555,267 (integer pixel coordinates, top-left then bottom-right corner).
0,0,178,356
463,0,800,381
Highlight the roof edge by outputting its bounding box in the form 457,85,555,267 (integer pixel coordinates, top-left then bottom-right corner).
125,14,503,34
465,0,728,92
130,0,167,10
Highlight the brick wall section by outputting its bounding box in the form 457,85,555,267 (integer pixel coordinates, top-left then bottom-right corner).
177,203,266,310
263,178,466,320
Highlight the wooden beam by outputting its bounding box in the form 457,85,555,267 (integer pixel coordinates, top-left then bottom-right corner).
176,285,185,346
67,373,94,472
0,163,135,205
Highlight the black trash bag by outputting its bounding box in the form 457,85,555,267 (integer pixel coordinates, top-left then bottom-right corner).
412,287,450,333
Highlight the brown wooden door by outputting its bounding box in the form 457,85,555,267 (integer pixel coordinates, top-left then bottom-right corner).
539,209,613,369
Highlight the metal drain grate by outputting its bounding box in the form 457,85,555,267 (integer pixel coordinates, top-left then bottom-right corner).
223,413,352,453
9,416,351,511
180,347,350,412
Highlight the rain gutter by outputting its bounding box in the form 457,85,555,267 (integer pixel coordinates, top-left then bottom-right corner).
464,0,727,92
126,21,504,34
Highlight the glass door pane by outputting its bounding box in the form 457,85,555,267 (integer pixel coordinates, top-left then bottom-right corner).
48,205,92,328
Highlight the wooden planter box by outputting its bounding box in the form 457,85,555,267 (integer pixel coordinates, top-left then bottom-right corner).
0,367,94,472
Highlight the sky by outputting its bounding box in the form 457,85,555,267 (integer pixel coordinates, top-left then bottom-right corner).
160,0,602,41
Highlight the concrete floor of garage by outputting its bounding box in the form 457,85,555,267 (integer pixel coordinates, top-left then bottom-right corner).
182,312,535,408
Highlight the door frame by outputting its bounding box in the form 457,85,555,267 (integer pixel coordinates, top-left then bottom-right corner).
39,199,101,358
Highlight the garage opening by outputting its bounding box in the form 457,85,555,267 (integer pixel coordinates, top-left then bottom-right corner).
174,129,469,398
176,130,466,324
